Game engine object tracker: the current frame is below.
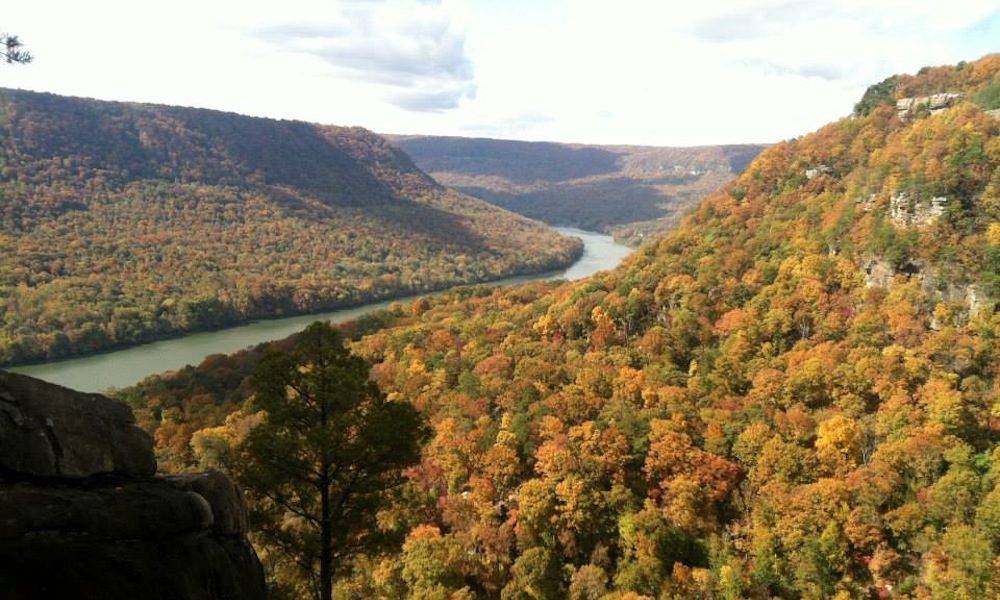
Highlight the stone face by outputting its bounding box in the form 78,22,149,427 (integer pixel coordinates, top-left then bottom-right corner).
0,481,215,540
896,92,961,117
805,164,832,179
0,371,156,479
887,192,947,227
862,256,995,329
863,258,895,289
0,372,266,600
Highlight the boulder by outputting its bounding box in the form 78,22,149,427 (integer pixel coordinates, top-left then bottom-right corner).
0,371,156,479
0,481,215,540
0,372,266,600
163,470,250,535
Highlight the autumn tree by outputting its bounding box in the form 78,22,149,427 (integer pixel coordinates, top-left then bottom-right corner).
234,322,429,600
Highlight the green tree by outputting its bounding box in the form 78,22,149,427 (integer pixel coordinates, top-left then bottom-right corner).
235,321,429,600
1,32,32,64
854,75,897,116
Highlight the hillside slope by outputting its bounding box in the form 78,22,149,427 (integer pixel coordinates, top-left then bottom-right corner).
0,89,582,365
121,55,1000,598
388,135,766,244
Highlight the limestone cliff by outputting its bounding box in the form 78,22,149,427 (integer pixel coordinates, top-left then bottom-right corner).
896,92,961,117
0,371,265,600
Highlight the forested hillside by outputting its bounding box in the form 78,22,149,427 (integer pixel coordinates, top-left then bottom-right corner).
118,55,1000,598
389,135,766,244
0,89,582,366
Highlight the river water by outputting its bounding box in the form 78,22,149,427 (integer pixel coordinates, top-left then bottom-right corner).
9,227,632,393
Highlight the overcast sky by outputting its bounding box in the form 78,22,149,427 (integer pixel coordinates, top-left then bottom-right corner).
3,1,998,146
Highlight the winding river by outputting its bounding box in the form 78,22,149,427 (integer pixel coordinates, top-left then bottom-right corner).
9,227,632,393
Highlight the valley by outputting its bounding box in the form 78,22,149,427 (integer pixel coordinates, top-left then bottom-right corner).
4,49,1000,600
389,135,766,244
108,54,1000,599
0,89,583,367
11,227,632,393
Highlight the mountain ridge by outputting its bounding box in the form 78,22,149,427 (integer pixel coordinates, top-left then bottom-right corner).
387,133,767,243
0,88,583,366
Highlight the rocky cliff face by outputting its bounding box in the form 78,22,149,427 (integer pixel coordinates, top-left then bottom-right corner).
0,371,266,600
896,92,961,117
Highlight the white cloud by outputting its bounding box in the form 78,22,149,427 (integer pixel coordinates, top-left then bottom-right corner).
453,0,1000,144
254,0,476,113
1,0,997,146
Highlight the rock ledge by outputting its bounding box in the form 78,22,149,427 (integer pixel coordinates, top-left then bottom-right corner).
0,371,265,600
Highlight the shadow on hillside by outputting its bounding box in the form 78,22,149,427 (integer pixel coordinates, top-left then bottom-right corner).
394,137,622,184
165,110,406,207
459,179,671,229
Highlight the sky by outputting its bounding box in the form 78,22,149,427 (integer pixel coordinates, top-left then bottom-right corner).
3,1,999,147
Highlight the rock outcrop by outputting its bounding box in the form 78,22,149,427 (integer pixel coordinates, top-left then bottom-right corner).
863,255,995,328
805,164,832,179
888,192,948,227
0,371,266,600
0,372,156,479
896,92,961,118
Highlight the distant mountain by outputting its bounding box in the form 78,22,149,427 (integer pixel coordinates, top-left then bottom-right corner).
387,134,767,243
0,89,582,366
119,55,1000,598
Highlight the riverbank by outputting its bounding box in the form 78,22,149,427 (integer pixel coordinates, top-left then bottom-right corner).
8,228,631,392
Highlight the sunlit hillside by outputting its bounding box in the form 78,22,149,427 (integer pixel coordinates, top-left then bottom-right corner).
120,55,1000,598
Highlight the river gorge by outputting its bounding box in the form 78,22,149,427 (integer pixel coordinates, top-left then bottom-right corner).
10,228,632,393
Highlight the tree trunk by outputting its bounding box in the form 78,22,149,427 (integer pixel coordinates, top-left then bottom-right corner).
321,483,332,600
320,383,333,600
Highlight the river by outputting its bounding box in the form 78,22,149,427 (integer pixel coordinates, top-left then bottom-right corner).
9,227,632,393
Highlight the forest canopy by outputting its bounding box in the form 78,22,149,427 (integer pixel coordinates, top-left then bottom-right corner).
115,54,1000,599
